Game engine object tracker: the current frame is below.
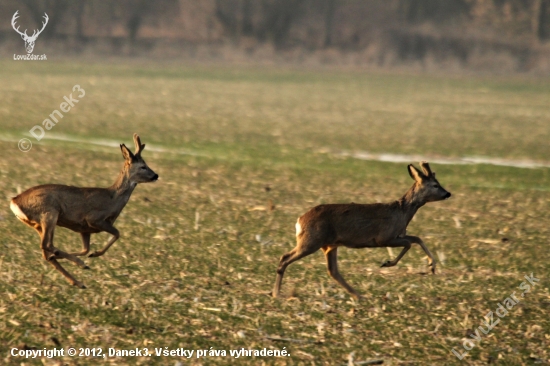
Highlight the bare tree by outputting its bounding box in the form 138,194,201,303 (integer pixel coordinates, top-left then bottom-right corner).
258,0,306,47
399,0,470,23
323,0,336,47
127,0,149,42
20,0,70,38
535,0,550,40
74,0,87,41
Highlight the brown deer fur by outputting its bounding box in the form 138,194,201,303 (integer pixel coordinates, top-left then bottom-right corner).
10,134,158,289
272,162,451,300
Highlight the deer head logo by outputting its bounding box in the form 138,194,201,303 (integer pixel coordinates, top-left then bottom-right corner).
12,11,49,54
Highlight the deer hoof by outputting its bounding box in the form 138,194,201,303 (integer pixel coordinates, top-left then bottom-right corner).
83,265,90,270
88,251,99,258
381,260,393,267
74,282,86,289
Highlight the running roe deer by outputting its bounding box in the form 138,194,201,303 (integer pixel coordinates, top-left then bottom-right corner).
10,133,158,289
272,162,451,299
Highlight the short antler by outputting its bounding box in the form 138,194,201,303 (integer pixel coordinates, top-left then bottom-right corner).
419,161,433,177
133,133,145,156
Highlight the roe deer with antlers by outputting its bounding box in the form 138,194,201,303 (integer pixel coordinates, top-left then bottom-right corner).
10,134,158,289
272,162,451,300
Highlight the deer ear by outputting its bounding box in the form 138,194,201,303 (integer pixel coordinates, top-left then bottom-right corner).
408,164,424,182
120,143,134,161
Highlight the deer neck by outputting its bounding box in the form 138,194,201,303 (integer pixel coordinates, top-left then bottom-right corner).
398,185,425,222
109,165,137,204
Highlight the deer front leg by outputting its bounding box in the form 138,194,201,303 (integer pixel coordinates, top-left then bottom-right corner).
88,221,119,258
379,236,436,273
380,237,412,268
70,233,91,256
405,235,436,274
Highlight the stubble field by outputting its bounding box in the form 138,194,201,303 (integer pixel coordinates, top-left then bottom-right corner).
0,61,549,365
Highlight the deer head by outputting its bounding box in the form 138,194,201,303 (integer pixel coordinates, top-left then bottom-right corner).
120,133,159,185
407,161,451,203
12,11,49,54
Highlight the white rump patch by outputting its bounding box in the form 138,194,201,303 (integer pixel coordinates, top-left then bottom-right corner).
10,200,28,221
295,220,302,237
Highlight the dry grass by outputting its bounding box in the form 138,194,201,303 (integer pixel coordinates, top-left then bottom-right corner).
0,61,549,365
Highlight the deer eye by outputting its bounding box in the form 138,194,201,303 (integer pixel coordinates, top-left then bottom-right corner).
140,166,147,170
433,184,439,188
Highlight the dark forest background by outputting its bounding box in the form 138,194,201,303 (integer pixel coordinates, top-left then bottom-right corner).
2,0,550,72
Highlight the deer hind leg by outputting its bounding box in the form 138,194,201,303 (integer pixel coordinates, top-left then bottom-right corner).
323,247,361,300
40,215,89,269
46,258,87,289
272,243,319,298
51,250,89,270
39,213,86,288
272,248,296,298
39,212,59,260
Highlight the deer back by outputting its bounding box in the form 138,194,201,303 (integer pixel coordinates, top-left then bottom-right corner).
298,202,409,248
